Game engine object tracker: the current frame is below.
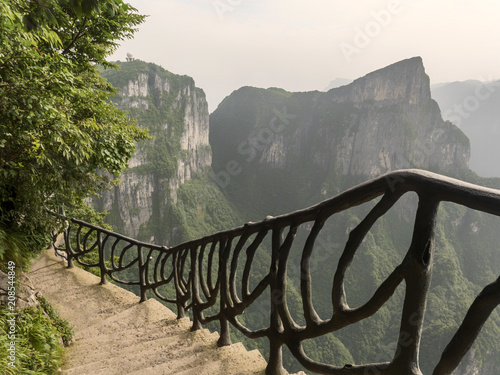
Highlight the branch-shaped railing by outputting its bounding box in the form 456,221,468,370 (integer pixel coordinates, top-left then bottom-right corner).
53,169,500,375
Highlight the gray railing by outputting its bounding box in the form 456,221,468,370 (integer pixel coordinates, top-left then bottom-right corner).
53,169,500,375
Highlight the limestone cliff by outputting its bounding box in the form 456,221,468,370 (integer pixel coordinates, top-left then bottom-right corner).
92,61,217,244
328,57,469,176
210,57,470,216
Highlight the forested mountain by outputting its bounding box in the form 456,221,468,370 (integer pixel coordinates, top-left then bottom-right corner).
94,58,500,374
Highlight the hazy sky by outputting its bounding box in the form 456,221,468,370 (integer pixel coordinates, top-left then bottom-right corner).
110,0,500,112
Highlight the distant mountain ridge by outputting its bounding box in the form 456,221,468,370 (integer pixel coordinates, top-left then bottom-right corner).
431,79,500,177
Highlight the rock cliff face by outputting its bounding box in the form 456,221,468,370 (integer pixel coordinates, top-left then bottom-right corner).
213,57,468,178
210,57,470,216
328,57,469,176
93,61,212,243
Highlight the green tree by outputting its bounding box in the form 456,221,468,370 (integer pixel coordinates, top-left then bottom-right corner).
0,0,148,264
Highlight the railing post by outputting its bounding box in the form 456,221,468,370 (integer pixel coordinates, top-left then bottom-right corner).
266,228,285,375
176,302,186,319
56,207,74,269
98,230,107,285
64,225,74,269
174,251,186,319
190,245,202,331
217,239,231,347
391,196,439,374
138,245,147,302
267,338,284,375
217,316,231,347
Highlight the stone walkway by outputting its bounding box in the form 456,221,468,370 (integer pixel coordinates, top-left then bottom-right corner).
29,250,288,375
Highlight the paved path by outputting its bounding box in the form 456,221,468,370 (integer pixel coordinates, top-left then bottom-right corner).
30,250,281,375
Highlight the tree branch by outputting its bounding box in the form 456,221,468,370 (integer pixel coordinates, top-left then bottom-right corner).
62,17,88,55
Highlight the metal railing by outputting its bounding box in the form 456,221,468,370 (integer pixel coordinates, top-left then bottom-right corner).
53,169,500,375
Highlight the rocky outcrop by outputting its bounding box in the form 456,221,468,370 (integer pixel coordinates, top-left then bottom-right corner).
93,61,211,243
211,57,469,189
333,57,431,105
176,85,211,187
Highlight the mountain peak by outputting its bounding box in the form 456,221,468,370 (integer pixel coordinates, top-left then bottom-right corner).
334,57,430,105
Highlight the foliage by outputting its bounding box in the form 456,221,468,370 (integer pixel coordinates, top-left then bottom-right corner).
0,225,37,272
303,334,354,368
0,301,68,374
173,175,242,242
0,0,148,262
37,296,74,346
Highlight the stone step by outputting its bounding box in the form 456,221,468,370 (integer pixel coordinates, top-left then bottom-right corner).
72,298,177,340
30,263,140,302
127,342,266,375
174,348,267,375
66,320,214,368
29,250,140,331
68,315,191,354
63,330,220,375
